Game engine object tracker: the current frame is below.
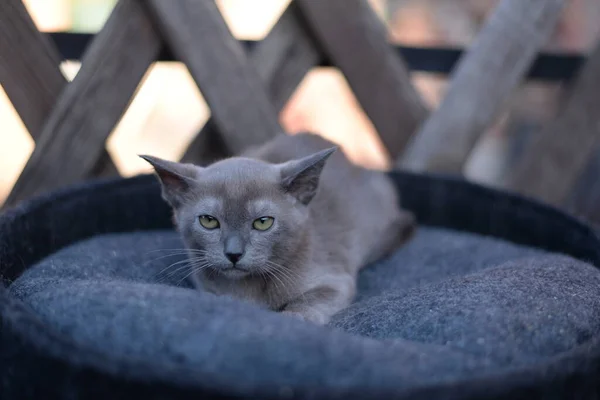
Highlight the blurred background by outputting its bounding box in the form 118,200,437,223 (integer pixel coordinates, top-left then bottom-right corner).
1,0,599,204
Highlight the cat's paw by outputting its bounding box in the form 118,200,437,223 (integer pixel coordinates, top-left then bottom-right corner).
281,310,328,325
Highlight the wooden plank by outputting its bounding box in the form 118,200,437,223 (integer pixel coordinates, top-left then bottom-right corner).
296,0,427,160
181,120,230,165
0,0,64,138
181,3,321,164
5,0,161,206
0,0,119,185
400,0,565,173
146,0,282,156
505,39,600,208
90,150,121,178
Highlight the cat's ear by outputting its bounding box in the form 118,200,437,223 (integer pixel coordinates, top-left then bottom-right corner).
279,147,337,205
139,155,199,208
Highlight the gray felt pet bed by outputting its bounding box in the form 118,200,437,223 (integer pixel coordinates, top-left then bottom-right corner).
1,172,600,400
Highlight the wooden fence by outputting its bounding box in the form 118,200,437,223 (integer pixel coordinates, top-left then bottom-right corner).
1,0,600,224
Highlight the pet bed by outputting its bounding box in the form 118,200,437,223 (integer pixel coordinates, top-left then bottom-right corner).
1,172,600,400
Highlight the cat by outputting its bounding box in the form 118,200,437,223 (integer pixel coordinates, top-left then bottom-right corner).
141,132,415,324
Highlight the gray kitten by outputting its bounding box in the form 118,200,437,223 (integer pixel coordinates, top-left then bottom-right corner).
142,132,415,324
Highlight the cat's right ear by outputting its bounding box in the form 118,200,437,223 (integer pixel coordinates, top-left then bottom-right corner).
139,155,199,208
278,147,336,205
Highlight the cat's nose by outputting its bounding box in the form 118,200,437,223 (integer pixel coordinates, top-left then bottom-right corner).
225,251,243,264
224,235,245,264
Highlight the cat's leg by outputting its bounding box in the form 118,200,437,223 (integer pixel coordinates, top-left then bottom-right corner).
281,274,356,325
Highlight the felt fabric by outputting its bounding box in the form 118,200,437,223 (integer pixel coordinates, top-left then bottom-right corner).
2,172,600,400
10,227,600,382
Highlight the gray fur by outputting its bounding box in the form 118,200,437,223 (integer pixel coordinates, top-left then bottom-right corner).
141,132,415,324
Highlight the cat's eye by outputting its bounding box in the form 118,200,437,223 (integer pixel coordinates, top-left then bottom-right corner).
199,215,219,230
253,216,274,231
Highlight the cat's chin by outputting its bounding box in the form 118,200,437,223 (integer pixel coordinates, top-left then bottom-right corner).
216,267,251,280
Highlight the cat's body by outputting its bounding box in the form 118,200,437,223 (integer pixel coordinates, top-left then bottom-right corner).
143,132,414,324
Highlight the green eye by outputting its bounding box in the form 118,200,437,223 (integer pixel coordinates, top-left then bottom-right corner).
199,215,219,229
253,216,274,231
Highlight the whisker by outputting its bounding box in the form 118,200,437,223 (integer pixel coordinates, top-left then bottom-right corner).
155,266,190,284
144,248,208,265
265,261,313,305
265,261,301,284
269,260,327,287
207,264,219,281
154,258,194,276
263,269,282,296
161,257,207,277
269,264,299,281
161,263,196,280
153,257,206,281
144,253,190,265
264,268,289,297
145,248,207,255
177,262,212,286
257,270,273,306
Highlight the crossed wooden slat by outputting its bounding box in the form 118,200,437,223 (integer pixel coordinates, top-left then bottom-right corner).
506,39,600,209
1,0,158,206
0,0,121,178
181,1,321,164
1,0,423,206
2,0,600,225
0,0,64,139
297,0,428,159
147,0,282,154
400,0,566,173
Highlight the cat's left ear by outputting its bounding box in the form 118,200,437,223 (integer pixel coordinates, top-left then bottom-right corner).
279,147,337,205
139,155,200,208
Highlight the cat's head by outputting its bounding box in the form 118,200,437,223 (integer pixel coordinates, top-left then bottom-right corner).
141,147,336,279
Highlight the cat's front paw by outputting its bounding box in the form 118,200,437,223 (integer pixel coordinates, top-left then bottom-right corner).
281,309,328,325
